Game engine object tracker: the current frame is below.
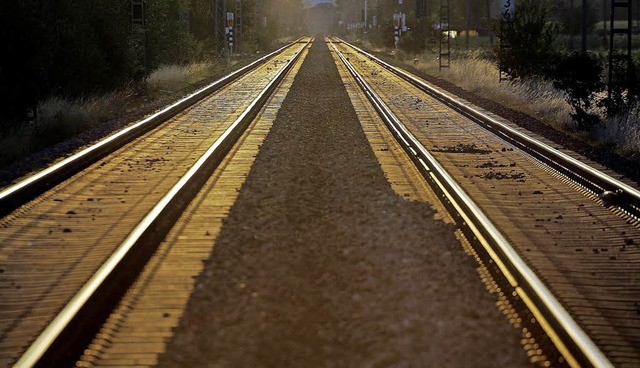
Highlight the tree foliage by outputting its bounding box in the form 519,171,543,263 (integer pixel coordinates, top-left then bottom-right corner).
552,51,604,130
0,0,297,129
0,1,140,122
497,0,559,79
604,55,640,116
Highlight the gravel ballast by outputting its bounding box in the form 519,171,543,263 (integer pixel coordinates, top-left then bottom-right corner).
157,40,530,367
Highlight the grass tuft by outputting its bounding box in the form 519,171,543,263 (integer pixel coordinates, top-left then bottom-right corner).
598,106,640,155
146,62,221,95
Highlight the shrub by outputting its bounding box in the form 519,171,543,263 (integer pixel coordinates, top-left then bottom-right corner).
602,54,640,116
552,51,605,130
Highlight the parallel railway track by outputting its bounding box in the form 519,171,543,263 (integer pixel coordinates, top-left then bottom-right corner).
329,38,640,367
2,36,639,367
0,38,311,367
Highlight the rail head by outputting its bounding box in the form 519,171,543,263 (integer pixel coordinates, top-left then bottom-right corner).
329,38,613,368
338,38,640,221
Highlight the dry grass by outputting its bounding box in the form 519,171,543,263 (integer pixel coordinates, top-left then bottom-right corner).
0,60,229,167
406,50,640,156
597,106,640,155
146,61,222,95
38,90,134,130
410,50,574,130
0,89,134,166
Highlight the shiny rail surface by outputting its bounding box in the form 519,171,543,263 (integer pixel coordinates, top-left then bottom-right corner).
340,40,640,222
2,38,311,368
329,38,640,367
0,39,300,218
73,42,311,368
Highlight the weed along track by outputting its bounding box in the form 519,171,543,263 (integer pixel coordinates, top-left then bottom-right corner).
331,38,640,367
0,37,638,368
0,38,311,367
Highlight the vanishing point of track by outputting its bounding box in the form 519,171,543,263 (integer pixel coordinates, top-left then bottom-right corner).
1,36,639,367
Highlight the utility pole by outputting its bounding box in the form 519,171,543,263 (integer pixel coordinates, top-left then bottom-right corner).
213,0,227,56
439,0,450,69
603,0,608,49
608,0,633,107
487,0,493,46
499,0,515,82
465,0,470,48
234,0,241,53
365,0,368,28
570,0,575,49
132,0,146,77
582,0,588,51
416,0,428,49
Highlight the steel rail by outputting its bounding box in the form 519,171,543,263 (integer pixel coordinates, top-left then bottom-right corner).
14,38,311,368
0,39,301,218
330,39,613,368
338,38,640,221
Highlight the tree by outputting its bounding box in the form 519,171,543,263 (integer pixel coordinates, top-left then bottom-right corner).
553,51,604,130
0,1,48,126
497,0,560,79
0,0,208,129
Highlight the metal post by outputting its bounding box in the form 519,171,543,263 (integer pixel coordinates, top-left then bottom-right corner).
487,0,493,46
603,0,608,49
213,0,227,56
609,0,615,99
582,0,588,51
227,11,234,56
608,0,633,107
570,0,575,49
365,0,368,28
499,0,515,82
214,0,218,51
394,12,400,50
439,0,450,69
132,0,146,76
466,0,470,48
416,0,428,49
234,0,240,53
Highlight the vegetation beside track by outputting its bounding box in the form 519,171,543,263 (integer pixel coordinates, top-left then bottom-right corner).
341,0,639,173
0,0,305,169
0,59,243,168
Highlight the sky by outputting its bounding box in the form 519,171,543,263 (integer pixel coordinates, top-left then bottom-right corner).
303,0,336,9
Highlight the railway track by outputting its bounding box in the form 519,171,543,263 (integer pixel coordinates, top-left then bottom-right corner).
0,37,311,367
329,38,640,367
2,36,639,367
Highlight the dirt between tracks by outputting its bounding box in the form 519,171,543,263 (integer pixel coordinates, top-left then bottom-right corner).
158,40,530,367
